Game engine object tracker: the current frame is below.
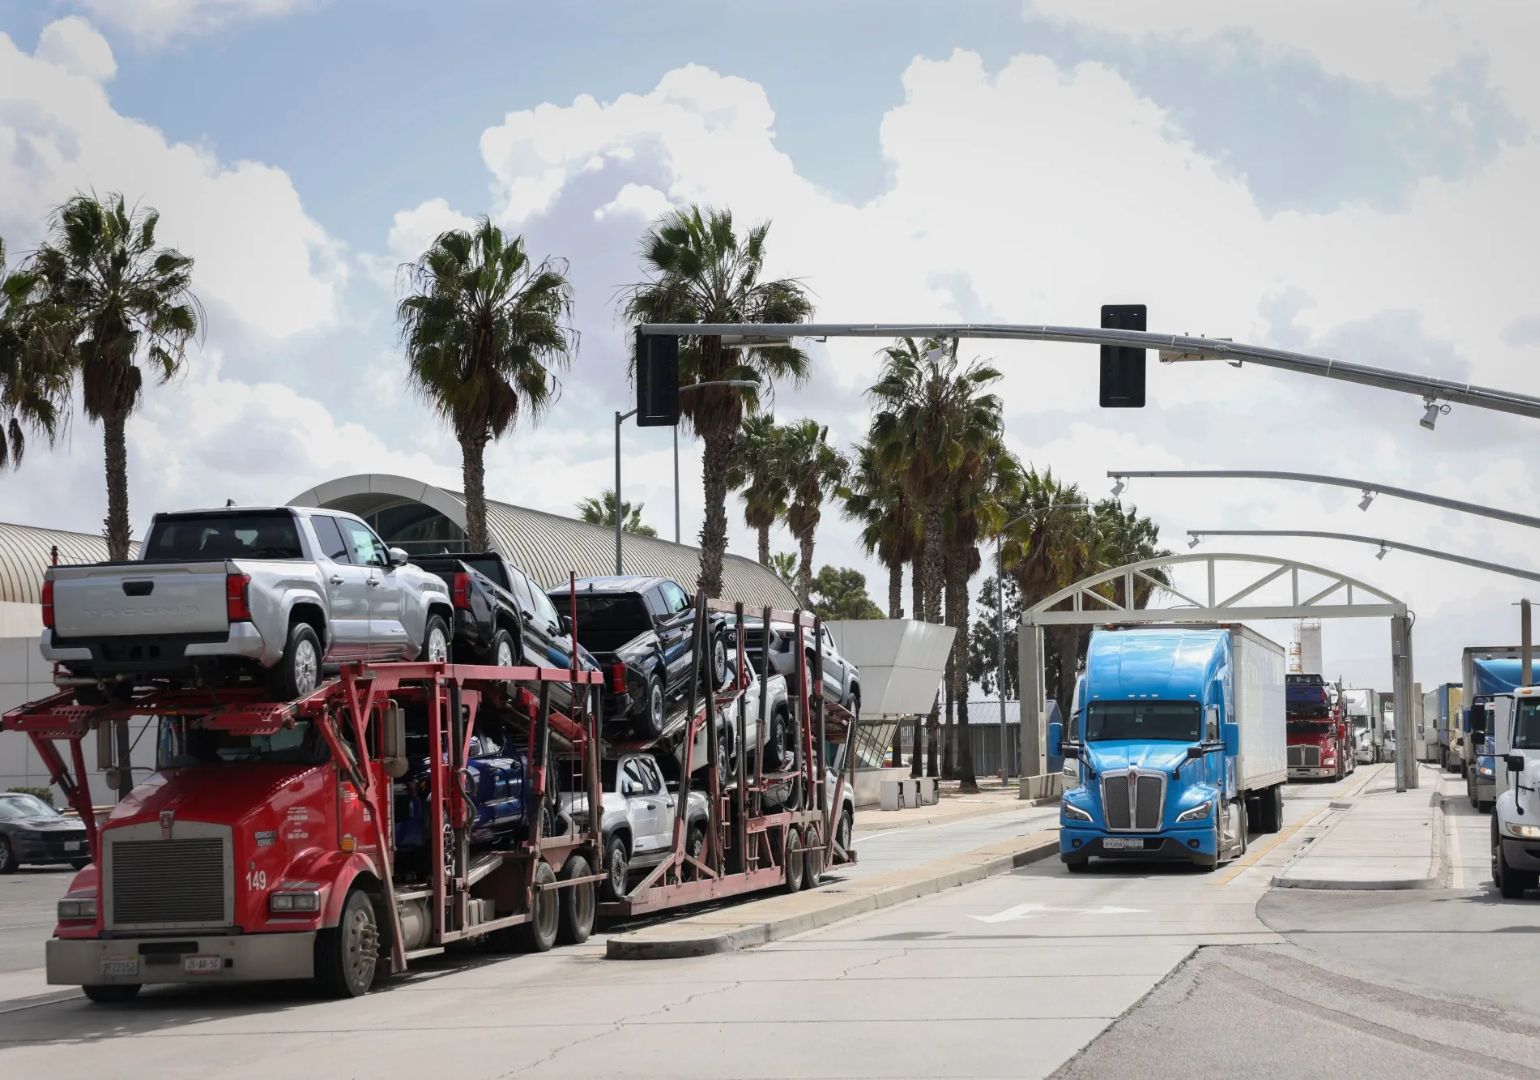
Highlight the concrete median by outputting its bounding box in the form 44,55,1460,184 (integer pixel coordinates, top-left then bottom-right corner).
1272,767,1446,891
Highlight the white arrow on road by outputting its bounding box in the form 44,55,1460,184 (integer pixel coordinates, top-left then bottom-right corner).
971,902,1147,924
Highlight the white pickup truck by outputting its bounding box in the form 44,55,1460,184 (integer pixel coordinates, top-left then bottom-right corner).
42,506,453,702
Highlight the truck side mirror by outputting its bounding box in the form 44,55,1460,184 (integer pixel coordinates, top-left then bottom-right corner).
1186,746,1206,760
381,701,408,779
1507,753,1527,773
1061,744,1081,759
388,547,410,567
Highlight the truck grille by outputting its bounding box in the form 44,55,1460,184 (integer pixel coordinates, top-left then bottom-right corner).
110,837,228,926
1102,771,1165,831
1288,745,1321,768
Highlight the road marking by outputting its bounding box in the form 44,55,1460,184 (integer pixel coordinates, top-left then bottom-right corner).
971,902,1145,924
1215,824,1303,885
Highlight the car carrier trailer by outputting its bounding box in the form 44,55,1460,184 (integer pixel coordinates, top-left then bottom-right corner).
3,587,857,998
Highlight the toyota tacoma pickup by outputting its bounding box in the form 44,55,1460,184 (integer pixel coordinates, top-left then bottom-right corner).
41,506,453,702
730,616,861,716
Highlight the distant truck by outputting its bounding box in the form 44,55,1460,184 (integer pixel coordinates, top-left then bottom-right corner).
1462,649,1537,813
1285,674,1354,780
1341,688,1382,764
1489,686,1540,899
1421,683,1463,771
1055,625,1287,872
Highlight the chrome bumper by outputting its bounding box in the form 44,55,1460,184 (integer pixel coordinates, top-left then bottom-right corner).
47,932,316,986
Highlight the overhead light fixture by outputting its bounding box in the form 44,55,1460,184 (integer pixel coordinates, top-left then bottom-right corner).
1188,535,1201,549
1111,477,1125,498
923,344,949,365
1376,542,1389,560
1420,397,1445,430
1358,490,1375,511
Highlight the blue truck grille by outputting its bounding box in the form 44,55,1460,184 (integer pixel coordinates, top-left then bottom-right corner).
1102,772,1164,831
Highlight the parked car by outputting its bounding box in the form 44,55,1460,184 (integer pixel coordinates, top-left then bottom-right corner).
559,752,710,901
414,551,600,713
669,658,793,781
41,506,453,702
730,615,861,715
0,792,89,873
553,577,729,739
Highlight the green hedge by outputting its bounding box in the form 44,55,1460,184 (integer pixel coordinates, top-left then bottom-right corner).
6,786,56,808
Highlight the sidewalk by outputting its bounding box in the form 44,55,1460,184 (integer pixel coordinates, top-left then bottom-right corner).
1273,764,1444,890
855,779,1025,834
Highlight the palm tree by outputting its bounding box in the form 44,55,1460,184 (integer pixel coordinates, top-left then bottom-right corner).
840,439,919,618
769,551,798,593
622,205,814,597
727,413,789,565
576,490,657,537
398,218,575,552
779,419,846,604
1091,498,1169,606
0,237,66,470
31,195,202,559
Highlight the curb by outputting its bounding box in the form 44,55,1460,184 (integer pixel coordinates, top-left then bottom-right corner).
606,833,1059,960
1272,788,1446,892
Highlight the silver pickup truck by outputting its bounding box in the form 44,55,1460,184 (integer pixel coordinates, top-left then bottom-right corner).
42,506,453,701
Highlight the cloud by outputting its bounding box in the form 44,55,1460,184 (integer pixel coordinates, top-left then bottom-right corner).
593,183,672,224
387,196,477,261
71,0,314,48
0,21,344,339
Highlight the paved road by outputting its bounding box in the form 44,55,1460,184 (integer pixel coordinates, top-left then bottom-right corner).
0,869,74,975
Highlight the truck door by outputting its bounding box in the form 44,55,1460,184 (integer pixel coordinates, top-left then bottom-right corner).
620,757,663,854
339,519,407,659
818,626,845,701
655,581,694,690
310,515,370,660
641,757,676,852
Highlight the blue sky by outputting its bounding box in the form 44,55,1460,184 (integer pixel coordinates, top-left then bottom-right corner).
1,0,1538,686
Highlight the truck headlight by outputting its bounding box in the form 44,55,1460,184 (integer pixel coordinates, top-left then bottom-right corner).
269,890,322,913
1503,822,1540,840
57,897,97,921
1479,765,1495,778
1176,801,1213,823
1061,801,1092,823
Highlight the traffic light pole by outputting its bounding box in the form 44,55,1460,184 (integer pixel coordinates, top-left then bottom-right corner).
637,322,1540,421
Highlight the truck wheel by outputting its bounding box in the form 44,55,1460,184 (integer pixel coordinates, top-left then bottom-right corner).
314,888,380,998
488,628,516,668
82,983,141,1004
418,614,451,664
556,855,596,945
685,821,707,864
0,837,14,874
803,823,825,886
516,861,560,952
637,674,666,740
269,622,322,700
1062,855,1089,872
836,806,854,859
783,826,806,893
708,631,728,689
1494,833,1536,899
602,833,630,902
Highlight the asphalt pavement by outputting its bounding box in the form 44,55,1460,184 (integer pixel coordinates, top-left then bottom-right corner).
0,868,73,975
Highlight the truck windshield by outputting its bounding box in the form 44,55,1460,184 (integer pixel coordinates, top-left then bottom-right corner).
156,718,329,767
1517,700,1540,750
1085,701,1200,742
144,512,303,562
459,556,510,590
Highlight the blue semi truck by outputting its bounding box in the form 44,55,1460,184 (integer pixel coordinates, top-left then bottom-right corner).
1054,624,1288,871
1461,649,1539,812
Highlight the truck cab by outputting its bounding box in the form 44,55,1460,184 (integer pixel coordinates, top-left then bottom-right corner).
1285,674,1349,780
1491,688,1540,898
1054,626,1286,872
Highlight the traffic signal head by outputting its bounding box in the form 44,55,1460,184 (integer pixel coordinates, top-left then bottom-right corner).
635,329,680,427
1100,304,1147,408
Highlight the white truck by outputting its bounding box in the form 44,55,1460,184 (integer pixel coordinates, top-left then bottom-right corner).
1490,686,1540,899
41,506,453,701
1340,688,1382,764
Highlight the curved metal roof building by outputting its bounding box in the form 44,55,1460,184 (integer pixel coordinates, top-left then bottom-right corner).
0,522,137,604
287,473,798,608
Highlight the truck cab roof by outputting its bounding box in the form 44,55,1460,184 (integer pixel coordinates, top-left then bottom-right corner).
1084,627,1226,702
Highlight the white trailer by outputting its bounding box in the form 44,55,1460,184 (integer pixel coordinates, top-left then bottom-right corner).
1231,624,1288,794
1341,687,1382,763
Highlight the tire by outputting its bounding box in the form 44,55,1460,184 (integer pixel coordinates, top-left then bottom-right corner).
783,826,805,893
515,860,560,952
418,614,451,664
849,690,861,720
488,628,516,668
836,806,854,860
1063,855,1089,872
708,630,728,689
1254,785,1283,835
803,823,825,886
556,855,595,946
767,707,792,771
82,983,141,1004
314,888,380,998
0,836,15,874
637,674,666,740
601,833,630,902
685,821,707,864
1494,829,1536,899
268,621,323,701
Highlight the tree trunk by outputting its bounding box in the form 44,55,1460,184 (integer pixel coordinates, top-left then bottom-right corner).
925,691,939,778
459,428,490,552
891,725,903,769
921,502,943,623
698,426,734,598
941,563,956,779
101,408,131,561
955,560,978,793
757,525,770,566
795,530,814,606
1053,625,1079,721
910,712,923,778
887,560,902,619
911,561,922,625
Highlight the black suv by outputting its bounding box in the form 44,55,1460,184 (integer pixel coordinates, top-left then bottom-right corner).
553,576,729,739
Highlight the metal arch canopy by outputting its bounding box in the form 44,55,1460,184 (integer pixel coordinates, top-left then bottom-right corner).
1020,551,1407,625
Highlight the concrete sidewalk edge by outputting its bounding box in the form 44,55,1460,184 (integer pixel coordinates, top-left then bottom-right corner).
607,834,1059,960
1272,789,1446,892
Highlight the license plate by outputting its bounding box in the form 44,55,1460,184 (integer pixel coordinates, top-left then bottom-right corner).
1102,837,1145,850
64,841,82,852
183,955,223,974
101,956,139,978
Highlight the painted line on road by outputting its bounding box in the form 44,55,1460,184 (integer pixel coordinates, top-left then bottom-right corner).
1215,824,1304,886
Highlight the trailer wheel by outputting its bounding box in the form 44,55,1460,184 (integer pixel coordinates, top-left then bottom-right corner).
557,855,596,945
803,823,825,886
602,833,630,901
314,888,380,998
82,983,141,1004
783,826,805,893
516,860,560,952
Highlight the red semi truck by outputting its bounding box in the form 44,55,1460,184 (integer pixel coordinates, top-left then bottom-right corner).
1285,673,1355,780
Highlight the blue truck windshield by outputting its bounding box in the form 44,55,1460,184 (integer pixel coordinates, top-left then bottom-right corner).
1085,701,1201,742
1517,700,1540,750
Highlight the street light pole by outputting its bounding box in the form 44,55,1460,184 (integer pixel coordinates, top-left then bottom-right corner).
614,407,637,573
673,425,681,544
1187,529,1540,583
